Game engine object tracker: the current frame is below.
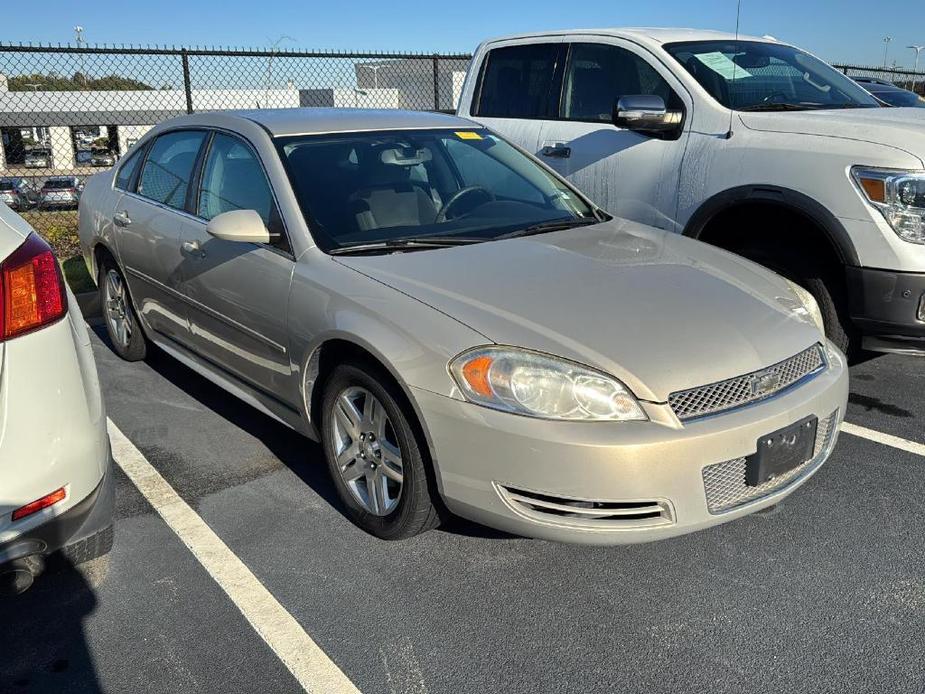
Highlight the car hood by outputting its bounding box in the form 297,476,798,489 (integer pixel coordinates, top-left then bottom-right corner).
739,108,925,164
335,219,824,402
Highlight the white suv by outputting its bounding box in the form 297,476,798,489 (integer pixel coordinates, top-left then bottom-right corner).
458,28,925,357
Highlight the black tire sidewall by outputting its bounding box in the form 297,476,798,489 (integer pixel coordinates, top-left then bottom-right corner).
320,363,436,540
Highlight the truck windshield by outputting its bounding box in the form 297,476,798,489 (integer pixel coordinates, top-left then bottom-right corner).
277,129,596,252
664,40,881,111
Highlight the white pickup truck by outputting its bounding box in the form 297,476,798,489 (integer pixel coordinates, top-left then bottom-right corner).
457,28,925,358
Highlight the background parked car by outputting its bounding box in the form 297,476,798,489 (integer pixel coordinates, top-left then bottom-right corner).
24,150,51,169
91,150,117,167
0,203,113,595
0,178,38,211
458,28,925,359
39,176,82,209
854,76,925,107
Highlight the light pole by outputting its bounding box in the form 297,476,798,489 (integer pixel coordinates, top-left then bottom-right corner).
74,26,86,85
909,45,925,92
265,35,295,106
882,36,893,68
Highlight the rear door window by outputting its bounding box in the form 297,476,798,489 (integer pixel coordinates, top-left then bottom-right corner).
475,43,564,119
137,130,206,210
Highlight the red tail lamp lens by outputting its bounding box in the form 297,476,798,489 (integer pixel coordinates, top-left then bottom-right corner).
1,232,67,341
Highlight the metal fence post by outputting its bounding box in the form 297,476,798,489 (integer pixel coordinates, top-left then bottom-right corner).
181,49,193,114
432,54,440,110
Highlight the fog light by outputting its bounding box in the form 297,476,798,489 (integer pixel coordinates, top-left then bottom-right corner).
918,293,925,322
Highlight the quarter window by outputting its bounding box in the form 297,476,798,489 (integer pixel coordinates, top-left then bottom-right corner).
476,43,562,119
198,133,276,226
563,43,679,122
115,146,144,191
137,130,206,210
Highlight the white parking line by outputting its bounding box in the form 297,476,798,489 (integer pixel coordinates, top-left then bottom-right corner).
841,422,925,457
107,419,361,694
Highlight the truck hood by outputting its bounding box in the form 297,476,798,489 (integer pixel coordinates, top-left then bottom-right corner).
335,219,824,402
739,108,925,164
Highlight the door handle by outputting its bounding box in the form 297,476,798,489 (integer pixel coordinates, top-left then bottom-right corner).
181,240,205,258
541,144,571,159
113,211,132,227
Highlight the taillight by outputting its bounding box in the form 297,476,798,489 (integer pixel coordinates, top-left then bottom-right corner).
0,232,67,341
11,487,67,521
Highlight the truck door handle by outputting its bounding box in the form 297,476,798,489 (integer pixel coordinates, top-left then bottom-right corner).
181,240,205,258
541,145,571,159
113,211,132,227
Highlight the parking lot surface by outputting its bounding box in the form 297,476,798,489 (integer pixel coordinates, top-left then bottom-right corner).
2,327,924,694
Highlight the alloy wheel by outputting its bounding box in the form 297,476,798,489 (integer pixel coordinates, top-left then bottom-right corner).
330,386,404,516
104,269,132,349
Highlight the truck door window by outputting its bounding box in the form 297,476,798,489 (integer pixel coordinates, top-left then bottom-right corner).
563,43,679,123
475,43,563,119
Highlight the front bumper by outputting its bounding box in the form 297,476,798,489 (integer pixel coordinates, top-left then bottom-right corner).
0,465,113,567
847,266,925,354
417,344,848,545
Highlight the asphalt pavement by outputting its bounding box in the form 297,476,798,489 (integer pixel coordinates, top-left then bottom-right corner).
2,328,924,694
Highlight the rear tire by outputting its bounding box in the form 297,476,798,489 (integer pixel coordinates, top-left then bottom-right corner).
321,363,440,540
99,258,147,361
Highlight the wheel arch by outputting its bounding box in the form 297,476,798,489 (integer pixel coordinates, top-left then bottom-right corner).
300,334,445,491
683,185,859,267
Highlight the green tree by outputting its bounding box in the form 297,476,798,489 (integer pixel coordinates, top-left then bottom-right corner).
8,73,154,91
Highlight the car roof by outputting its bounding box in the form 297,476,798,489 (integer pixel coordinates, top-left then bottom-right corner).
195,108,481,137
481,27,777,48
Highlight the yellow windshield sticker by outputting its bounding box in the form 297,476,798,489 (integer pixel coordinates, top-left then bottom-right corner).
455,131,484,140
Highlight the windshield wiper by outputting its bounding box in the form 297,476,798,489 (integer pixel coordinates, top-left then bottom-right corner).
329,235,484,255
738,102,814,112
494,217,599,241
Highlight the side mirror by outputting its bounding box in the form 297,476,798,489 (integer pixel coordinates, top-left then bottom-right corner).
206,209,271,244
613,95,683,133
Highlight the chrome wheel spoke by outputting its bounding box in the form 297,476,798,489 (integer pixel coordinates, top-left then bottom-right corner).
330,385,404,517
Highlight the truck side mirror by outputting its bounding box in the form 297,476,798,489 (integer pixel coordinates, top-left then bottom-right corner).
613,95,683,134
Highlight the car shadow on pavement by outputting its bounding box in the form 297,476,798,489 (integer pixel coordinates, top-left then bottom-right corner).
93,326,516,541
0,556,104,693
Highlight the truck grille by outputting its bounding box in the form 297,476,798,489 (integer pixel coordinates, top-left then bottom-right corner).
702,409,839,514
669,344,825,421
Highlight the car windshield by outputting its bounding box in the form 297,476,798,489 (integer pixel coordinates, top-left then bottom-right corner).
0,181,15,191
664,40,881,111
276,128,595,252
870,88,925,108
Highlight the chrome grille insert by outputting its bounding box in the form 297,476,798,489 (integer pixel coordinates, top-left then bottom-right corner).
669,345,826,421
496,485,674,529
702,409,839,514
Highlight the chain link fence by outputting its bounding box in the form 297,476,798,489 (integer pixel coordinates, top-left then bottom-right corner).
832,63,925,94
0,43,470,253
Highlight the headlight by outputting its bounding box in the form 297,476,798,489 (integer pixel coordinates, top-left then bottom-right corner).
785,279,826,336
852,167,925,244
448,347,647,421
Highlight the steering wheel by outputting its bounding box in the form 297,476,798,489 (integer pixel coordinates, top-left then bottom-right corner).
436,186,496,223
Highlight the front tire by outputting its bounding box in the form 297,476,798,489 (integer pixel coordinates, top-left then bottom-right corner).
321,363,440,540
100,259,147,361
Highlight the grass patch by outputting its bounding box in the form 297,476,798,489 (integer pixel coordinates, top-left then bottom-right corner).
61,255,96,294
19,209,80,258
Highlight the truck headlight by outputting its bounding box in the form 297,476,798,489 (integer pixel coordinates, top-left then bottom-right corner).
852,167,925,244
449,347,647,421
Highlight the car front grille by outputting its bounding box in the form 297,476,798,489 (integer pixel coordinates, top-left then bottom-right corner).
496,484,674,529
701,409,839,514
668,344,826,421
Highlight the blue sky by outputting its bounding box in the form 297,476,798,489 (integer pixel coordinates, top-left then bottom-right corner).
6,0,925,67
